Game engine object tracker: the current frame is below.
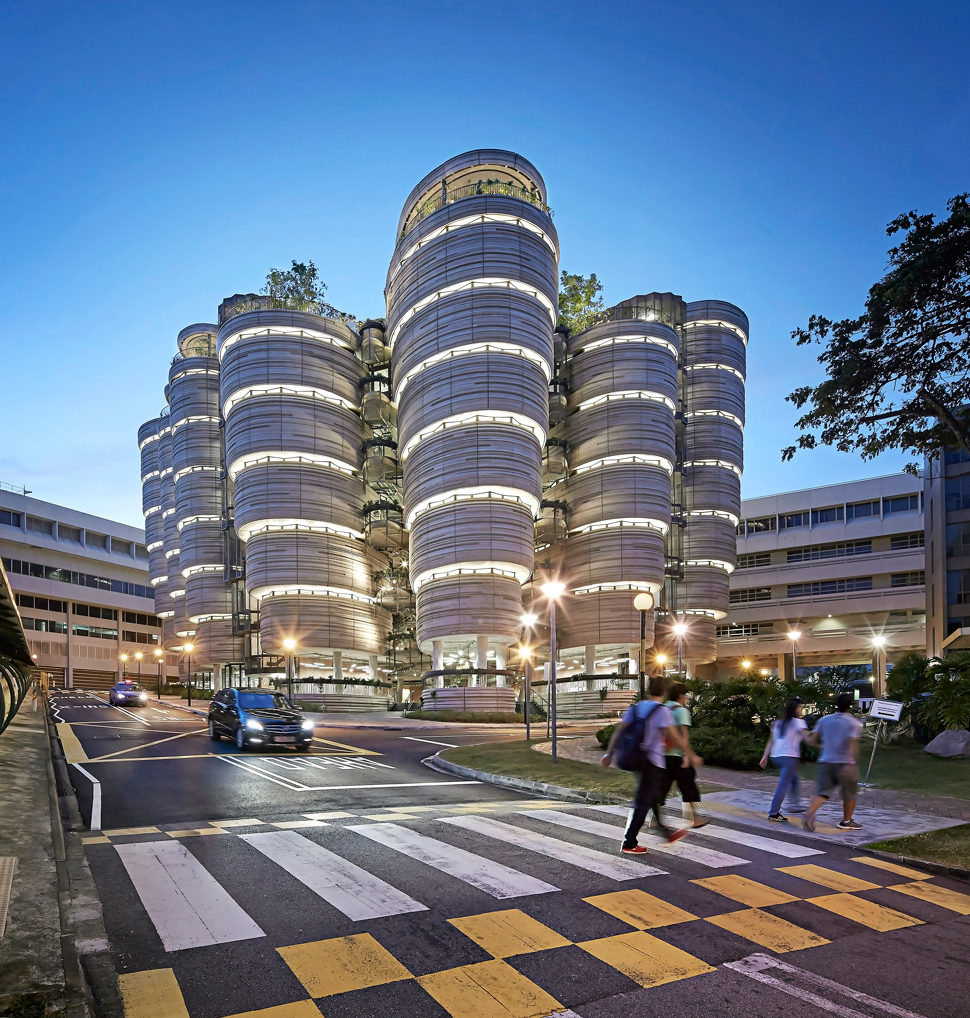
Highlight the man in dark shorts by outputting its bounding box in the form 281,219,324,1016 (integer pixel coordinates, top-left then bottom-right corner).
803,693,863,832
659,681,708,828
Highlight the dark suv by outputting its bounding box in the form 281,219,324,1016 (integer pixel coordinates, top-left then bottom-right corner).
208,688,314,751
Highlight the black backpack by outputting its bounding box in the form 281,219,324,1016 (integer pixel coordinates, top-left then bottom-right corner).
615,701,662,771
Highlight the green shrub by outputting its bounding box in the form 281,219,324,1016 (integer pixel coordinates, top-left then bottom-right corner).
402,710,524,724
596,722,618,749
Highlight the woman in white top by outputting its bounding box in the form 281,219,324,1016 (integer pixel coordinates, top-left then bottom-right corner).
760,697,808,821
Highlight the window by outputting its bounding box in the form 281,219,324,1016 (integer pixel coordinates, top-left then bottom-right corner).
73,604,118,621
86,532,108,551
0,509,21,528
58,524,83,544
891,571,925,587
72,624,118,640
111,537,133,556
787,541,871,564
787,577,873,597
0,558,154,599
945,475,970,512
21,618,67,634
729,587,772,604
736,521,746,536
135,544,149,561
122,630,160,644
779,512,809,529
122,612,160,627
811,506,844,525
26,515,54,536
893,532,925,551
737,552,771,569
716,622,774,637
947,570,970,605
14,595,66,612
884,495,919,514
945,448,970,465
846,500,880,520
947,523,970,559
745,516,776,534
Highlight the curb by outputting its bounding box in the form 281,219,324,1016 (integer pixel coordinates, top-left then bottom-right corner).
864,846,970,883
423,751,630,805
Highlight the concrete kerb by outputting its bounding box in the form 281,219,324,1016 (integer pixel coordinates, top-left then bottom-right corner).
423,750,970,883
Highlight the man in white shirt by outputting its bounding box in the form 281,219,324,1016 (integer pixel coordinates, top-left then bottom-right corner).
803,693,864,832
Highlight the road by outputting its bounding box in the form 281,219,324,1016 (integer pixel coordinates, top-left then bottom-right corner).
51,690,970,1018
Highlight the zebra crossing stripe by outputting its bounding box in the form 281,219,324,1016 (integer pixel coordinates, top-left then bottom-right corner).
348,823,559,899
114,841,264,951
240,830,428,920
590,806,825,858
520,810,750,869
438,815,667,880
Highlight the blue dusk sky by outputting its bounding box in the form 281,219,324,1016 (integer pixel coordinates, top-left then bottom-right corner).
0,1,967,527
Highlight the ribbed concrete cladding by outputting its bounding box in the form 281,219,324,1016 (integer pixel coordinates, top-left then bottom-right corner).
559,590,656,650
185,572,231,623
566,465,673,531
192,619,237,668
259,595,388,656
389,151,557,652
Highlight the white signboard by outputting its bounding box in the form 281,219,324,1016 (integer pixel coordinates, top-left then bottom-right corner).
869,699,904,721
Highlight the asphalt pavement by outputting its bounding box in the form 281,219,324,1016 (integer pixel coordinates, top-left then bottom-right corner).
50,690,970,1018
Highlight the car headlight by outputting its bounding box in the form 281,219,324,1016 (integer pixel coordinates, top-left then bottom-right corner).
244,719,264,731
301,719,314,731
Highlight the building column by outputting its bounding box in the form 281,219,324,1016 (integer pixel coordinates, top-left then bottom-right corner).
872,648,887,698
65,602,73,689
369,654,379,682
777,653,788,681
476,636,489,684
495,646,507,685
332,651,342,693
585,645,596,688
432,640,443,672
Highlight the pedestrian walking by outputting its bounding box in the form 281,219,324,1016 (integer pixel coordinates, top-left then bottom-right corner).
601,674,688,853
658,681,708,828
760,696,808,822
803,692,864,832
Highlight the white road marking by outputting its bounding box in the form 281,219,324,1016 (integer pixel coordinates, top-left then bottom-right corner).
71,763,102,831
439,815,667,879
400,736,460,748
590,806,824,858
520,810,749,868
240,830,428,920
348,823,559,898
85,691,151,726
114,841,264,951
724,954,927,1017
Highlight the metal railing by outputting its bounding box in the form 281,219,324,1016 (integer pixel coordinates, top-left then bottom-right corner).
218,295,353,326
0,561,33,736
402,180,552,238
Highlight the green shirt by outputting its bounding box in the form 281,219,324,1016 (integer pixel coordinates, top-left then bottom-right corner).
665,700,691,758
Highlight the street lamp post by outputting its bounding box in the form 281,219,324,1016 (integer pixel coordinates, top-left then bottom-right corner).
184,643,194,706
786,630,802,682
633,592,655,701
135,652,143,683
120,653,128,680
672,621,688,678
871,635,887,698
520,613,537,742
540,582,565,763
154,648,163,699
283,639,297,705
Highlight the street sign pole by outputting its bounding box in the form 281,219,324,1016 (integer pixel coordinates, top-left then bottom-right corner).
860,699,903,791
862,720,883,789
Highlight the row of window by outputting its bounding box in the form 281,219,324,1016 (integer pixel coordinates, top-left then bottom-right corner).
735,532,924,569
73,604,117,621
716,622,773,638
10,594,159,627
0,510,148,559
122,631,160,645
946,475,970,512
14,595,68,612
21,617,68,634
122,611,160,627
739,495,921,536
1,558,154,599
72,624,118,640
732,572,925,602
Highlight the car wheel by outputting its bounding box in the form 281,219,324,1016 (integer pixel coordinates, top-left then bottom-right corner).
235,726,247,751
208,720,221,742
296,742,310,752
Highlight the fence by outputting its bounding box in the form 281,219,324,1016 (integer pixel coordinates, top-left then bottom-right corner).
0,562,33,735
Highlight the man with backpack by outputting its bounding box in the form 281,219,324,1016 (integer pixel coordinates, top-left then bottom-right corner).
601,675,689,852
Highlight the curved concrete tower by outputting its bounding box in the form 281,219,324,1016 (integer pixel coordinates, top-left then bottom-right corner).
386,151,559,666
218,306,388,661
680,300,747,667
559,314,679,652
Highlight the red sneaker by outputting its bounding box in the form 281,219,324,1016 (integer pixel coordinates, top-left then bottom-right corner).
666,828,688,844
621,845,649,854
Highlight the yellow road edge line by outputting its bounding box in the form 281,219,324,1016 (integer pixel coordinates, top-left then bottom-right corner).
56,723,88,764
118,968,189,1018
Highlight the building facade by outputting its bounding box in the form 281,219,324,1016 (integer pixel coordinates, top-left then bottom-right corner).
137,150,746,691
715,474,926,683
0,487,172,689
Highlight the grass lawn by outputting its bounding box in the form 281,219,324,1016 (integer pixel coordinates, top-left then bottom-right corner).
868,824,970,871
784,737,970,800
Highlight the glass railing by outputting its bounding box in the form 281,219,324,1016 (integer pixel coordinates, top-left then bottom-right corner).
402,180,552,238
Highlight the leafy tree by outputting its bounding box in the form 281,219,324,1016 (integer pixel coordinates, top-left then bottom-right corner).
782,194,970,470
261,260,351,321
558,271,605,333
810,664,869,699
921,652,970,733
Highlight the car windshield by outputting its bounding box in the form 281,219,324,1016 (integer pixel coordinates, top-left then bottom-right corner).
238,692,289,710
118,683,143,691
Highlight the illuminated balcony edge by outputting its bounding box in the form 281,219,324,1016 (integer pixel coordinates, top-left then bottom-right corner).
181,564,224,578
160,467,173,478
150,575,169,586
139,433,161,450
569,518,670,536
684,409,744,429
219,325,355,363
582,334,679,358
164,548,181,559
223,384,359,418
189,613,235,624
141,469,160,483
395,342,552,401
400,411,547,461
177,514,223,532
406,486,541,530
389,277,557,349
157,610,175,619
685,362,746,381
171,414,221,433
169,589,186,598
250,584,376,606
573,581,663,596
143,505,162,518
237,518,365,543
573,454,674,476
173,465,218,483
683,458,743,478
161,508,177,519
686,509,741,526
685,558,736,574
227,451,357,482
683,319,748,344
170,366,220,383
576,390,677,413
411,561,532,592
146,541,164,552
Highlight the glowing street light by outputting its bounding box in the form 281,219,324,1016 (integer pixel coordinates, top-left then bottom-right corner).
871,634,887,697
741,660,752,670
154,647,164,699
671,620,688,677
540,581,565,762
787,630,801,681
184,643,194,706
633,591,655,700
283,639,297,704
520,613,538,741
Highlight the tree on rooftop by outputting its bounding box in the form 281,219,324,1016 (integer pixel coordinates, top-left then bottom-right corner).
558,271,605,333
782,193,970,471
261,260,351,321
